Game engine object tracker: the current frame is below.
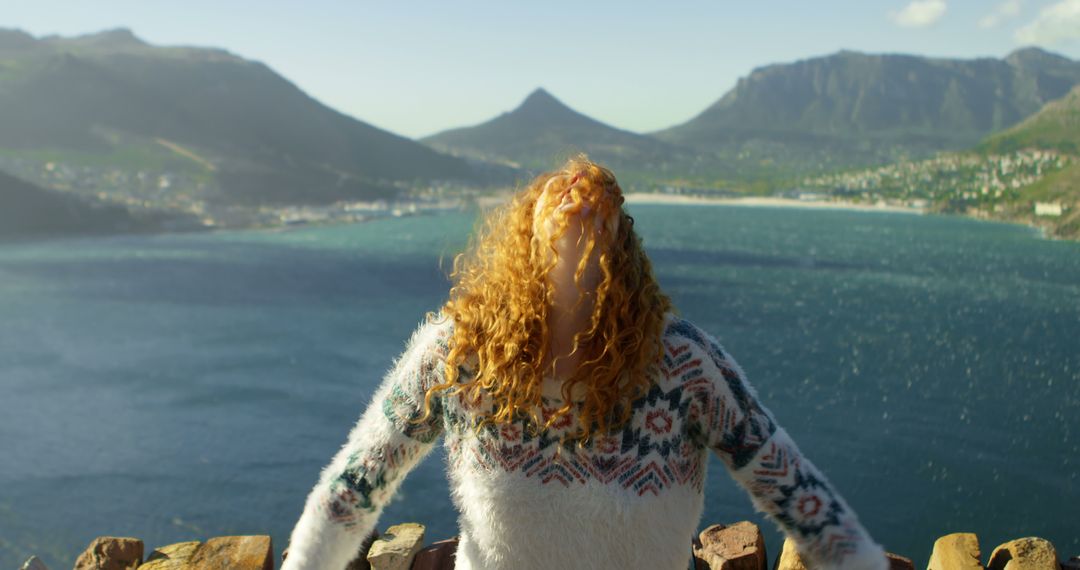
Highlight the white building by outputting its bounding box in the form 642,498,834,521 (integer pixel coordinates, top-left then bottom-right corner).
1034,202,1063,217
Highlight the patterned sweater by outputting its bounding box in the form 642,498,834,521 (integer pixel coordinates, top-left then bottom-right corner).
282,315,888,570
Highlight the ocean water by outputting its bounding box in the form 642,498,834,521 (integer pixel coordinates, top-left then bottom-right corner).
0,205,1077,569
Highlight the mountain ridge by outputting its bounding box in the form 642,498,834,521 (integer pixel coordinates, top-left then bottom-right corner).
0,28,486,208
653,46,1080,179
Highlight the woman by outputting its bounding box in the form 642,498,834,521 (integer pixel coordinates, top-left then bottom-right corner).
281,157,888,570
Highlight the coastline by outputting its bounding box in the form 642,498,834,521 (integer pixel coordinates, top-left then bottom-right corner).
623,193,926,215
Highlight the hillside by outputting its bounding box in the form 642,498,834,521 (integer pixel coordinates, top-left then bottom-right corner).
984,84,1080,237
802,85,1080,239
0,28,486,208
0,170,190,239
656,48,1080,180
980,84,1080,155
423,88,693,181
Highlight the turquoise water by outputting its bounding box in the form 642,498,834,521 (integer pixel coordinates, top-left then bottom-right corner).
0,205,1077,568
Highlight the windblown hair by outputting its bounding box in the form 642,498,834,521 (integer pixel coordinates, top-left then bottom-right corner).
419,156,671,442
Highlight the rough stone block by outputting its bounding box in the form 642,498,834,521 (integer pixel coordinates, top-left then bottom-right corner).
140,541,201,570
73,536,144,570
928,533,983,570
773,538,808,570
366,523,425,570
987,538,1059,570
693,521,766,570
190,535,273,570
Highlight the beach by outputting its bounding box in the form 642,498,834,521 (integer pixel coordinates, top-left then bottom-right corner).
623,193,926,214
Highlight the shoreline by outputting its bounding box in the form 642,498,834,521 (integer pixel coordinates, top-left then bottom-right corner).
623,193,926,215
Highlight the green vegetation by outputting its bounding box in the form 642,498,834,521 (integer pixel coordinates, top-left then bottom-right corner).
980,86,1080,155
802,85,1080,240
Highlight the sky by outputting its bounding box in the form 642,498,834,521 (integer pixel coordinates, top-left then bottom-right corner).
3,0,1080,139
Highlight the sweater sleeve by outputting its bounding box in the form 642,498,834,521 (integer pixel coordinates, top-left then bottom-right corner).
281,319,449,570
680,322,888,570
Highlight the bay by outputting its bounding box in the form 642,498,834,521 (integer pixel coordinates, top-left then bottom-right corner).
0,205,1077,568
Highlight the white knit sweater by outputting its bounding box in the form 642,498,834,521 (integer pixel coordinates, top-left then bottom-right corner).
282,315,888,570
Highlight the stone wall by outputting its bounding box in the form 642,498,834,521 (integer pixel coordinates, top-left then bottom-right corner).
17,522,1080,570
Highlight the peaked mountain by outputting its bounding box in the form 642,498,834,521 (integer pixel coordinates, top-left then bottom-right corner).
0,28,482,206
423,88,690,178
656,47,1080,178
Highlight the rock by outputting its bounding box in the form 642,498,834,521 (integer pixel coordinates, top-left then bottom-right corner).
366,523,425,570
73,537,144,570
412,537,459,570
987,538,1059,570
888,552,915,570
140,541,201,570
189,536,273,569
140,537,273,570
19,556,49,570
693,522,766,570
1061,557,1080,570
928,533,982,570
773,538,808,570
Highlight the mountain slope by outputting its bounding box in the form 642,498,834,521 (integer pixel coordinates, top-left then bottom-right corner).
983,84,1080,236
0,28,481,206
656,47,1080,177
0,169,183,238
802,85,1080,239
980,84,1080,154
423,88,690,178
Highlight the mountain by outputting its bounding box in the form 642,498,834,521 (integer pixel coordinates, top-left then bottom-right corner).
656,47,1080,178
0,28,483,207
0,170,185,239
422,88,691,179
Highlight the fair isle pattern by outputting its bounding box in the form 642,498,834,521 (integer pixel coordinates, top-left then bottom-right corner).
665,319,778,469
667,318,871,567
285,316,888,570
324,438,425,527
434,315,783,496
739,430,865,565
445,380,709,495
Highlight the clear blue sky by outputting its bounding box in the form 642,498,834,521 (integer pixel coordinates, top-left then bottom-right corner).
3,0,1080,138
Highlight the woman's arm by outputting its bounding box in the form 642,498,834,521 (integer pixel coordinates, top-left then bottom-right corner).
281,319,449,570
676,320,888,570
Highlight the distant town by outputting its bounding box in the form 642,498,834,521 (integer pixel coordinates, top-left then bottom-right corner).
800,149,1072,217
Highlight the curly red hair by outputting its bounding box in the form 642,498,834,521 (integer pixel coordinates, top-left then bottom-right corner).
420,156,671,442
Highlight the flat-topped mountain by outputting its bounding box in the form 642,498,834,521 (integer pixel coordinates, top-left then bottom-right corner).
655,47,1080,177
423,88,690,177
0,28,482,206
